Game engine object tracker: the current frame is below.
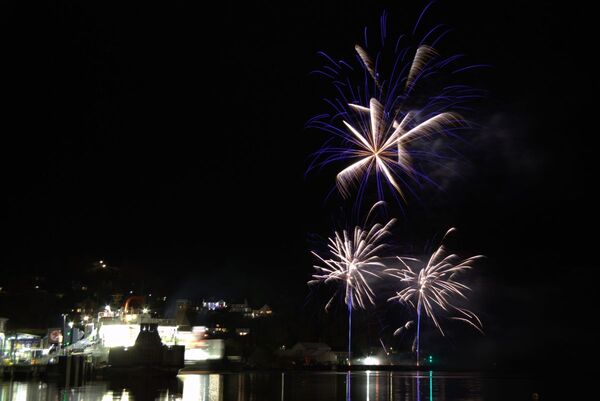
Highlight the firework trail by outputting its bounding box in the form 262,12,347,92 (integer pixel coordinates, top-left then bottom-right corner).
308,9,485,205
387,228,483,365
309,202,395,364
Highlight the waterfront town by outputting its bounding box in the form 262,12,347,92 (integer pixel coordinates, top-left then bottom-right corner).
0,259,418,380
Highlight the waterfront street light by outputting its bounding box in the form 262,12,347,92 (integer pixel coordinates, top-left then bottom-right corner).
60,313,69,348
66,321,75,347
61,313,68,349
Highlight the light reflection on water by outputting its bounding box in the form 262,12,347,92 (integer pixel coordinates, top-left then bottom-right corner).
0,371,530,401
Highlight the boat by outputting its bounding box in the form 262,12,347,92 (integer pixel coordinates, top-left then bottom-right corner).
104,322,184,377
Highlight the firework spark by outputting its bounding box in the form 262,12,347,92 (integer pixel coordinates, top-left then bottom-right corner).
387,228,483,364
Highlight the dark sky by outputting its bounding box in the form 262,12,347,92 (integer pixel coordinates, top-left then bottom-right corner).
2,0,597,365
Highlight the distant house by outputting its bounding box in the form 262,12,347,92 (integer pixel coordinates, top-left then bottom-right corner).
257,304,272,316
278,342,337,366
229,301,252,314
202,300,227,311
245,304,273,318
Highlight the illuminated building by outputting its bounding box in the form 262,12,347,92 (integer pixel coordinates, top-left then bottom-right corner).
235,328,250,336
245,304,272,319
201,300,227,311
2,333,43,364
229,301,252,314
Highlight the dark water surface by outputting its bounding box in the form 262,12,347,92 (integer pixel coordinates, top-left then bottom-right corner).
0,371,547,401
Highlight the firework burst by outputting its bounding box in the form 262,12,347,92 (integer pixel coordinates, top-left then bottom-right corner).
336,98,462,201
309,203,395,310
308,10,484,204
387,228,483,364
309,202,395,363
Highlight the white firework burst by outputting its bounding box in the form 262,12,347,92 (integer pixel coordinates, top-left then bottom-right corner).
387,228,484,335
338,97,462,200
309,203,395,310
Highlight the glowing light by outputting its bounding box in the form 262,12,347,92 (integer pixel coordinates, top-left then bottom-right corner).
367,370,370,401
429,370,433,401
178,374,222,401
142,308,149,314
362,356,380,365
99,324,139,348
184,348,210,361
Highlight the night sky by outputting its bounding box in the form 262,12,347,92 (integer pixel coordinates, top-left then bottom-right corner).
2,1,597,368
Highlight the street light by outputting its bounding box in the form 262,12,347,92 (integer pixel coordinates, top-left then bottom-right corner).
61,314,68,349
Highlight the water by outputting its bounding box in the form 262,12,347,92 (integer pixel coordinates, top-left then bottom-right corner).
0,371,545,401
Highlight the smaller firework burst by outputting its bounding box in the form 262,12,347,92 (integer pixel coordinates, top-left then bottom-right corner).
309,202,395,365
387,228,483,364
309,202,395,310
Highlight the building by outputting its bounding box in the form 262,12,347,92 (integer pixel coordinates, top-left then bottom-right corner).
2,332,43,364
202,300,227,311
277,342,338,366
229,301,252,314
175,299,191,328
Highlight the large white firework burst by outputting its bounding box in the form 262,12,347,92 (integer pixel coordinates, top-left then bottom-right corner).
338,95,462,200
308,12,484,205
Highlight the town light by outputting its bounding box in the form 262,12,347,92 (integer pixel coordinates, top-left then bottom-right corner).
362,356,380,365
